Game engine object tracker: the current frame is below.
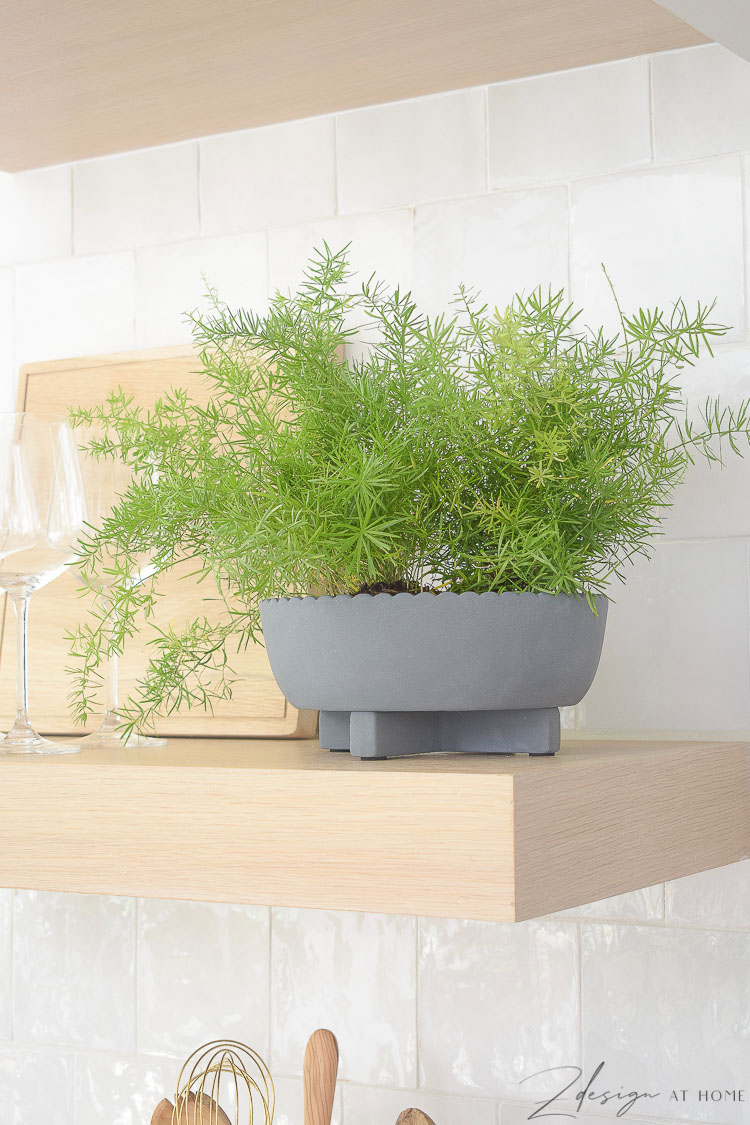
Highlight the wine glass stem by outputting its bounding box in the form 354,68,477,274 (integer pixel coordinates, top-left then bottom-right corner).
10,591,32,731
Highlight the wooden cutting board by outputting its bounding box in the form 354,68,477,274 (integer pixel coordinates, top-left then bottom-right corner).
0,346,316,738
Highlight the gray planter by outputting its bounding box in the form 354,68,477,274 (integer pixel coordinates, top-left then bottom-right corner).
260,592,608,759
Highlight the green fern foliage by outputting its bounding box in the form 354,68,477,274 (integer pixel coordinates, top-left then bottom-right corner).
68,244,747,732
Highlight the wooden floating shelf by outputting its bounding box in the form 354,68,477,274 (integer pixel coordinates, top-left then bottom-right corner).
0,0,706,170
0,738,747,922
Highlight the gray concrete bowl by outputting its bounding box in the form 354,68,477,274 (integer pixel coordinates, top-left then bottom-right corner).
260,591,608,713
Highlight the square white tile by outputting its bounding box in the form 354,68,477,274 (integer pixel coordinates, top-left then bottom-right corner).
666,860,750,928
578,538,750,734
200,117,336,236
0,268,14,412
13,890,136,1050
74,1051,181,1125
0,1044,73,1125
414,188,568,316
344,1083,499,1125
0,164,72,266
135,231,268,347
14,251,136,367
0,890,11,1040
570,157,745,341
660,344,750,539
74,142,200,254
582,923,750,1123
336,89,486,214
268,209,413,297
653,45,750,163
418,917,580,1098
555,885,664,922
271,908,417,1087
137,899,270,1056
489,58,650,187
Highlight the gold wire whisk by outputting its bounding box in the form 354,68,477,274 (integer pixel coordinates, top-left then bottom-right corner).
172,1039,275,1125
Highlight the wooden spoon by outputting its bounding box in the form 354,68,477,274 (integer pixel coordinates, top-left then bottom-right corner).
150,1092,233,1125
303,1028,339,1125
396,1111,438,1125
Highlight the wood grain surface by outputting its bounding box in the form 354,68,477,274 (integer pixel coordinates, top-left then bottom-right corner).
0,347,316,738
0,739,745,921
396,1111,438,1125
0,0,705,170
303,1030,338,1125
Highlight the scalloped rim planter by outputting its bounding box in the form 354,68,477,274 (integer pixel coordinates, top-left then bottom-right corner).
260,592,608,759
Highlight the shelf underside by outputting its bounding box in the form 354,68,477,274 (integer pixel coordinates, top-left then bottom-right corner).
0,0,706,169
0,738,746,921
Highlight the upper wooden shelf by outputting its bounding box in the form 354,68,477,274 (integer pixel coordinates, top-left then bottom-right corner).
0,738,746,921
0,0,706,170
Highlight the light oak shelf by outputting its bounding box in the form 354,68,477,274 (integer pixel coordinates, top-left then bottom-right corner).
0,0,705,170
1,738,747,921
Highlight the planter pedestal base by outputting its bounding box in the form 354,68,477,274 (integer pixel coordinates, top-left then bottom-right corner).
319,708,561,759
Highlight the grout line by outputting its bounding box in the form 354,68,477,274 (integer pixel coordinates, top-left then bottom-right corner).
333,115,342,216
196,140,203,236
9,888,15,1042
566,180,573,298
134,897,140,1054
267,905,274,1066
69,163,76,257
647,56,656,164
577,919,584,1074
72,1049,79,1125
332,116,340,217
740,153,749,344
483,85,490,193
414,916,420,1089
746,538,750,722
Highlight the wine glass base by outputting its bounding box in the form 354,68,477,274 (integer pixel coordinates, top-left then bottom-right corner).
0,732,80,755
79,730,167,749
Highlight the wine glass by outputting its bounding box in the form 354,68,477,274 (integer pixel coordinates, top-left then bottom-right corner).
75,434,166,749
0,414,86,754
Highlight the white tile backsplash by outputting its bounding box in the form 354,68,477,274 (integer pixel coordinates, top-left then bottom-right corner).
582,924,750,1123
0,269,14,411
0,891,11,1040
0,1043,74,1125
74,1051,180,1125
0,164,72,266
271,908,417,1087
74,142,200,254
200,117,337,236
336,89,487,213
13,891,136,1050
418,918,579,1098
653,45,750,164
489,58,651,187
579,538,750,733
135,230,267,346
570,157,745,340
137,899,270,1056
414,188,568,316
14,251,136,366
268,208,413,297
555,884,664,922
343,1083,499,1125
666,860,750,928
0,43,749,1125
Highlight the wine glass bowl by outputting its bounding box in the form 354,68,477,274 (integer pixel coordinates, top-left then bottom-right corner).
74,431,166,749
0,414,87,754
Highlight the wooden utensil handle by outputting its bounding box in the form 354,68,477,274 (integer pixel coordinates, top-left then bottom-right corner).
303,1028,339,1125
